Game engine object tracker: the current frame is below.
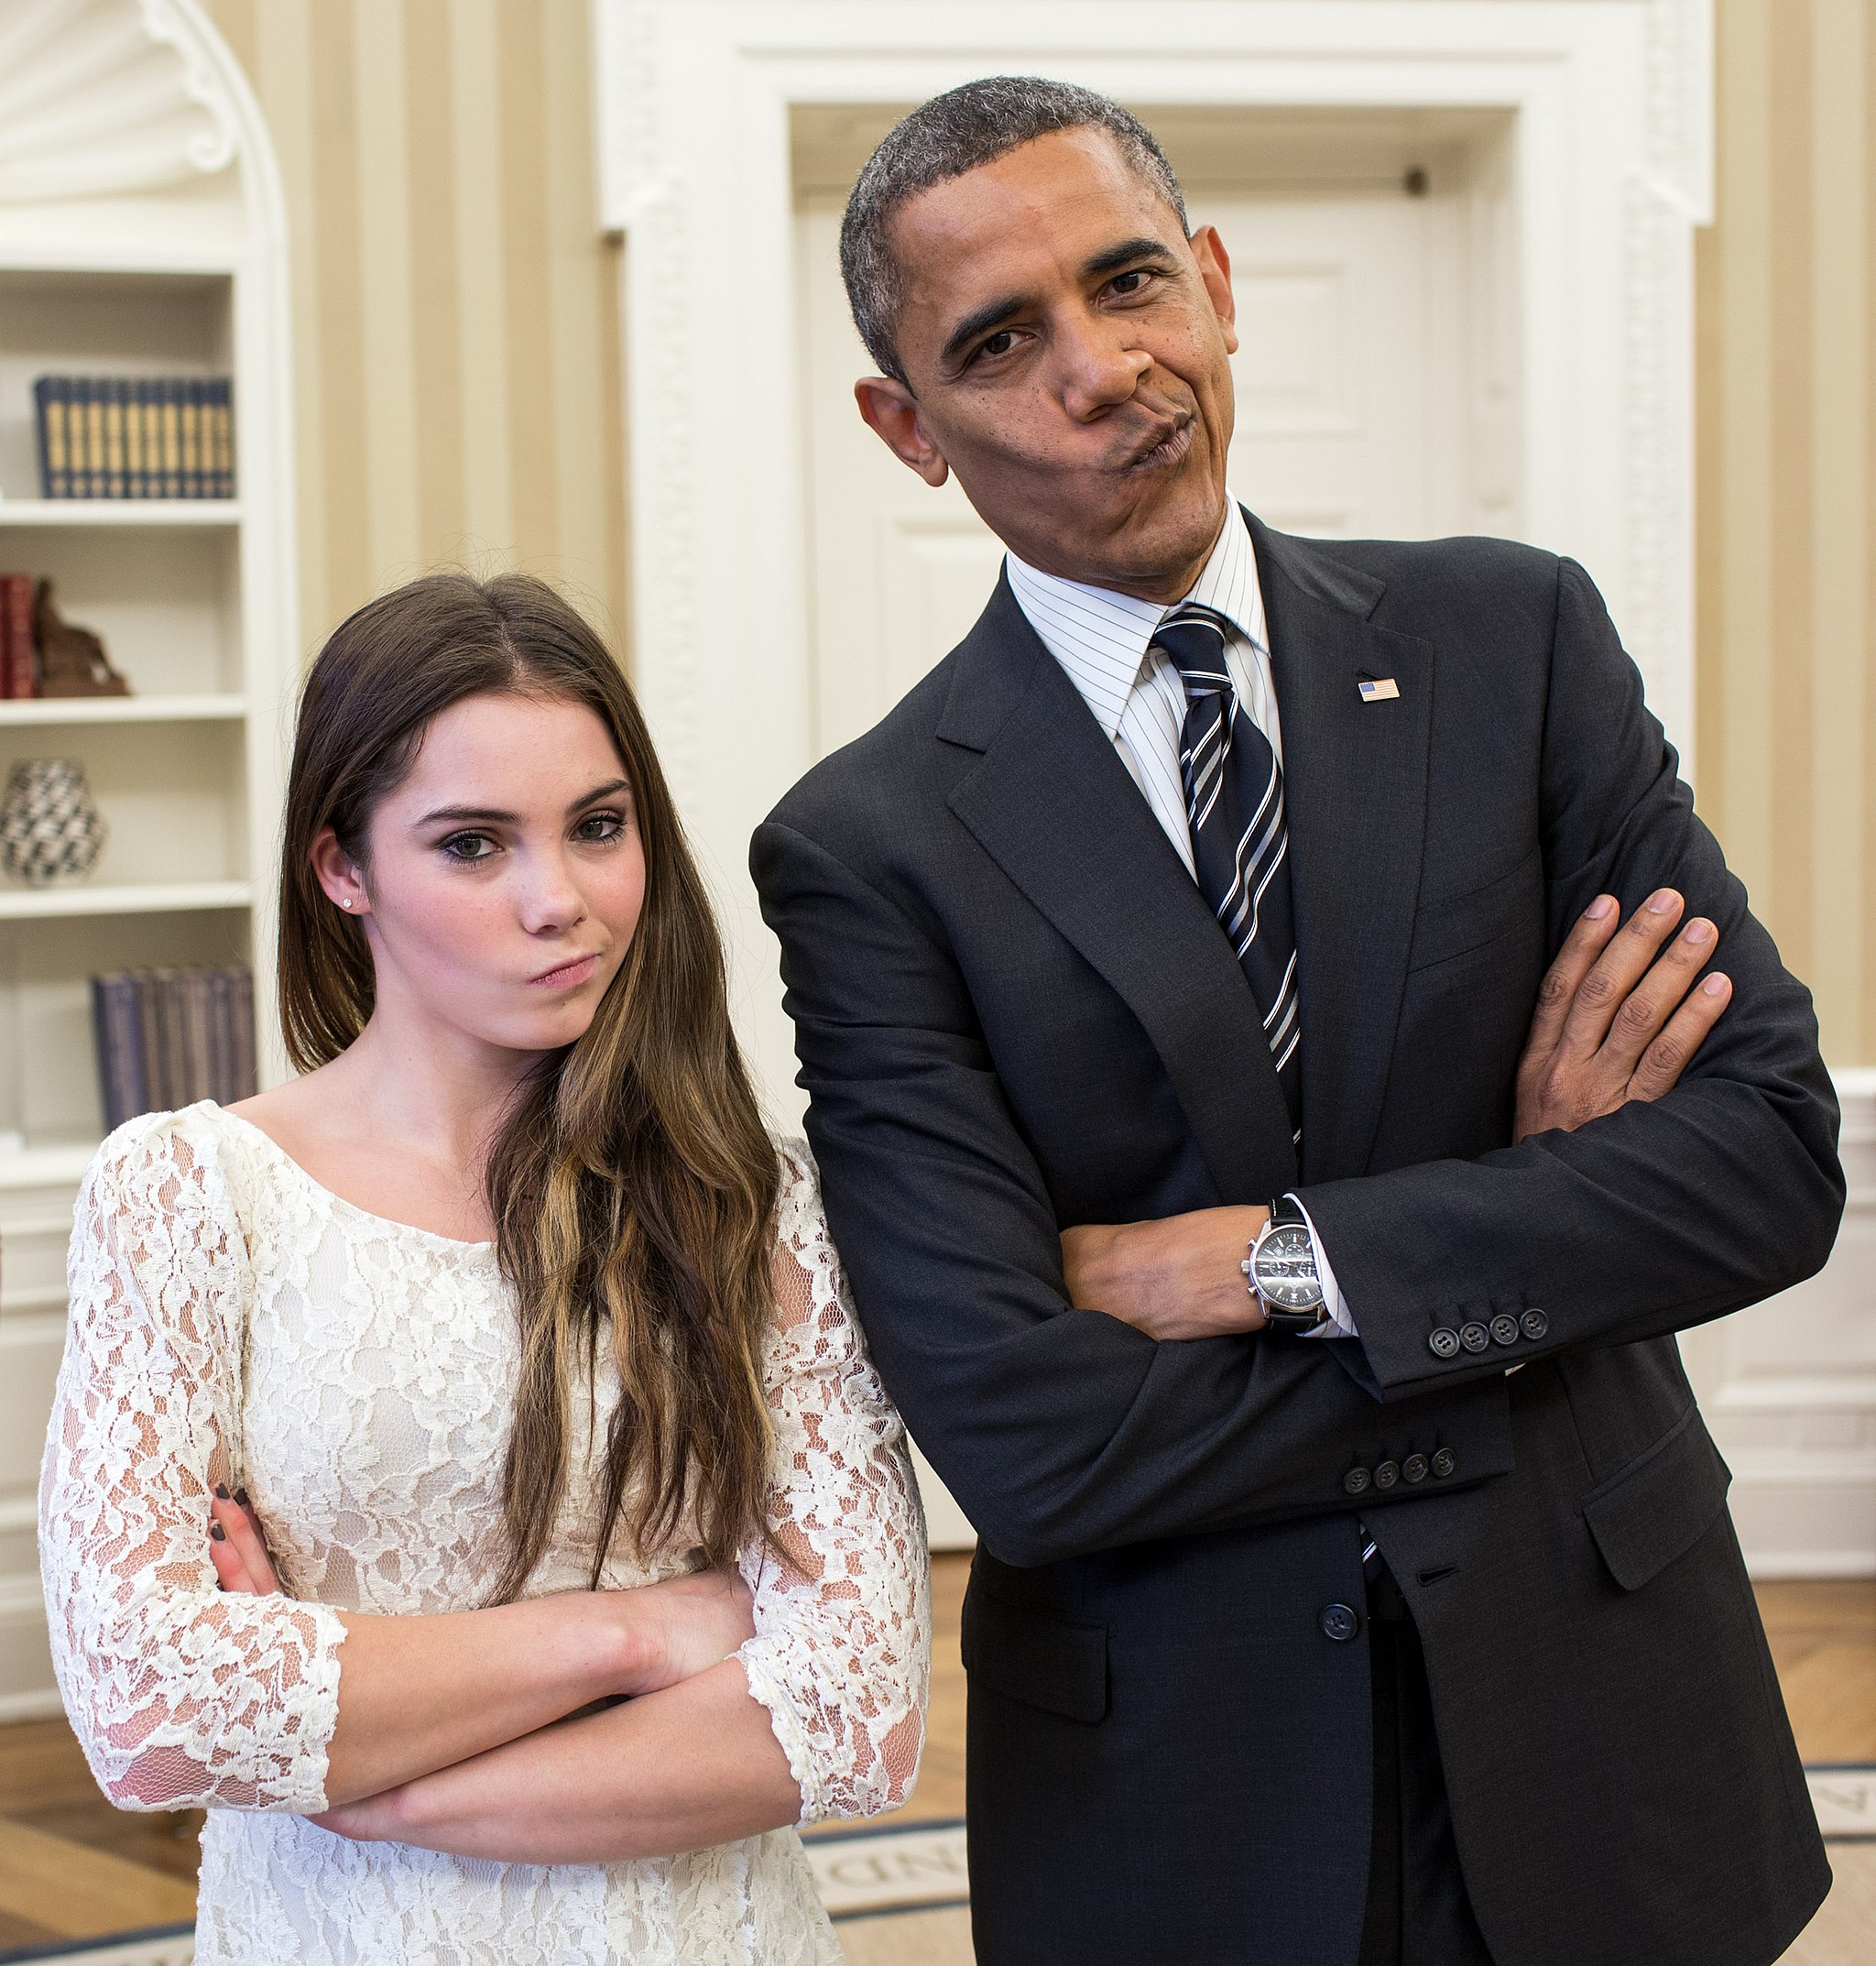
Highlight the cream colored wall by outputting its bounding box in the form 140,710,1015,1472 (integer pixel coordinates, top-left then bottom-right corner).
1698,0,1876,1067
201,0,1871,1065
198,0,627,665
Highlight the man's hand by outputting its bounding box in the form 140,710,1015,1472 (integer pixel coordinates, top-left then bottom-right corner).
1514,889,1731,1142
1063,889,1731,1344
1061,1206,1268,1341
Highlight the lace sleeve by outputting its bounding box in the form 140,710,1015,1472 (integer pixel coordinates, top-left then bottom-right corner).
38,1116,346,1813
735,1142,931,1825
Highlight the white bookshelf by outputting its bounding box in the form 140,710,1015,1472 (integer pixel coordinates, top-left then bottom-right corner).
0,0,298,1720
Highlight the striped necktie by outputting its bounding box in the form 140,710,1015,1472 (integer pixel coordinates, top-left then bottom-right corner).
1153,604,1303,1142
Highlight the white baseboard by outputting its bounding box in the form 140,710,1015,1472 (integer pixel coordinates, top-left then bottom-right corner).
1701,1068,1876,1579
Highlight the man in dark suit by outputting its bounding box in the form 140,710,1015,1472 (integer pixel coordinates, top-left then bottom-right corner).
752,79,1843,1966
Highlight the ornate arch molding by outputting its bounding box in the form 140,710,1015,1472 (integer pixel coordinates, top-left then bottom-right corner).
0,0,279,213
593,0,1716,1109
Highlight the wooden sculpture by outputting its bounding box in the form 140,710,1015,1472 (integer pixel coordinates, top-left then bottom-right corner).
33,579,131,697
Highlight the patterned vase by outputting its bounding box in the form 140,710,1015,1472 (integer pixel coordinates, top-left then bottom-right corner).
0,759,107,887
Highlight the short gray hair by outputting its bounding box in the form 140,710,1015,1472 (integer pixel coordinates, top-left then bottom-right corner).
839,77,1190,386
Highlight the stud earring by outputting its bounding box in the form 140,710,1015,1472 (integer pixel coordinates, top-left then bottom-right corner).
342,899,353,910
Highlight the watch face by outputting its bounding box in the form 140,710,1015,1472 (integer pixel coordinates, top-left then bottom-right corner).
1252,1222,1323,1310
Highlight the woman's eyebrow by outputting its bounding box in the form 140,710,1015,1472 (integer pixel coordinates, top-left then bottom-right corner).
414,780,630,828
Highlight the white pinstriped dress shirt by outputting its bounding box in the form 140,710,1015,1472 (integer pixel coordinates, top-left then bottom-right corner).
1005,500,1357,1337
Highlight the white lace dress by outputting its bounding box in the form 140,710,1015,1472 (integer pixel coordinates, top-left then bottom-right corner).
38,1104,929,1965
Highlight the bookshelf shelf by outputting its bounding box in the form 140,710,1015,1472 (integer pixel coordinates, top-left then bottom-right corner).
0,1141,102,1192
0,499,243,528
0,693,245,725
0,879,252,920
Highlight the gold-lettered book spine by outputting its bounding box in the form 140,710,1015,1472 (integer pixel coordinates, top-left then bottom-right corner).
159,383,182,498
82,382,105,498
103,380,126,499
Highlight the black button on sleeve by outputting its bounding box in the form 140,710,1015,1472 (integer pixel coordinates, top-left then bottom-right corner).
1320,1602,1361,1643
1343,1467,1371,1496
1489,1314,1520,1348
1403,1453,1429,1484
1428,1327,1461,1360
1431,1447,1456,1479
1521,1308,1550,1341
1374,1459,1400,1491
1459,1322,1490,1354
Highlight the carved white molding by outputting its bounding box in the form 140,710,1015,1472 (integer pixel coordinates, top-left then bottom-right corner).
0,0,242,202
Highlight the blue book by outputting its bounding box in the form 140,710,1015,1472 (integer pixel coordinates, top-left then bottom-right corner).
91,974,148,1132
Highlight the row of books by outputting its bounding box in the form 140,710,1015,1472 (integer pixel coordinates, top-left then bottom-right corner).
0,575,31,698
32,377,235,500
92,967,256,1131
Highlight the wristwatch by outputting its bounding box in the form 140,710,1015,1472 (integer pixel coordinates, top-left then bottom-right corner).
1242,1196,1330,1335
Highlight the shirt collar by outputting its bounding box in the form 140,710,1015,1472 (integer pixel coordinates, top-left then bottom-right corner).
1006,501,1266,741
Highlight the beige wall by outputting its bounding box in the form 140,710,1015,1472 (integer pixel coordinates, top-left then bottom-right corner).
199,0,627,665
201,0,1873,1066
1698,0,1876,1066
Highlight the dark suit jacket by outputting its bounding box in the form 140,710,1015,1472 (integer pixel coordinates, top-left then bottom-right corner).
751,517,1843,1966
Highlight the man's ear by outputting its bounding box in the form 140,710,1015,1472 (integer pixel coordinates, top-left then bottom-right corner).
1189,224,1238,358
854,377,951,488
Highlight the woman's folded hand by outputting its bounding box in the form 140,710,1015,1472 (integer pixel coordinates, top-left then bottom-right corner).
611,1567,757,1697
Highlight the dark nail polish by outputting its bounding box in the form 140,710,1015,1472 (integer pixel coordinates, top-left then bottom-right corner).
209,1520,226,1541
234,1489,250,1508
214,1482,230,1501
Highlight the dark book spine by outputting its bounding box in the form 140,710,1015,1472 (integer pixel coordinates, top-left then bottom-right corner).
180,967,215,1106
159,381,182,498
0,574,34,700
133,971,164,1110
227,967,256,1101
212,378,234,497
154,969,191,1111
204,967,230,1104
92,975,147,1132
34,377,70,498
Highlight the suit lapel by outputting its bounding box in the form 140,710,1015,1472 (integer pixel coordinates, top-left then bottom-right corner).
1250,517,1434,1181
941,580,1297,1203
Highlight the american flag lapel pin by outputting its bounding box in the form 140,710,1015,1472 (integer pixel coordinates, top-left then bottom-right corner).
1358,677,1401,703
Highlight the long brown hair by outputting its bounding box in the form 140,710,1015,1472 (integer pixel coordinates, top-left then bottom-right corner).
278,573,779,1598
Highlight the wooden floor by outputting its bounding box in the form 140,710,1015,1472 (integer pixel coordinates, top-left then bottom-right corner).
0,1561,1868,1953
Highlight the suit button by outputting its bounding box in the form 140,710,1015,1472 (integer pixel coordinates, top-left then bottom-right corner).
1403,1453,1429,1484
1428,1327,1461,1360
1374,1459,1400,1491
1431,1447,1456,1479
1489,1314,1521,1348
1521,1308,1550,1341
1459,1322,1490,1354
1321,1602,1361,1643
1343,1467,1372,1496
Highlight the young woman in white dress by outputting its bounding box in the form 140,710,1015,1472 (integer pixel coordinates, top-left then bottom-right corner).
38,573,929,1965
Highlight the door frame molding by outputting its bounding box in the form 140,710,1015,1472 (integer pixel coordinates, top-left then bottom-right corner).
592,0,1714,1110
